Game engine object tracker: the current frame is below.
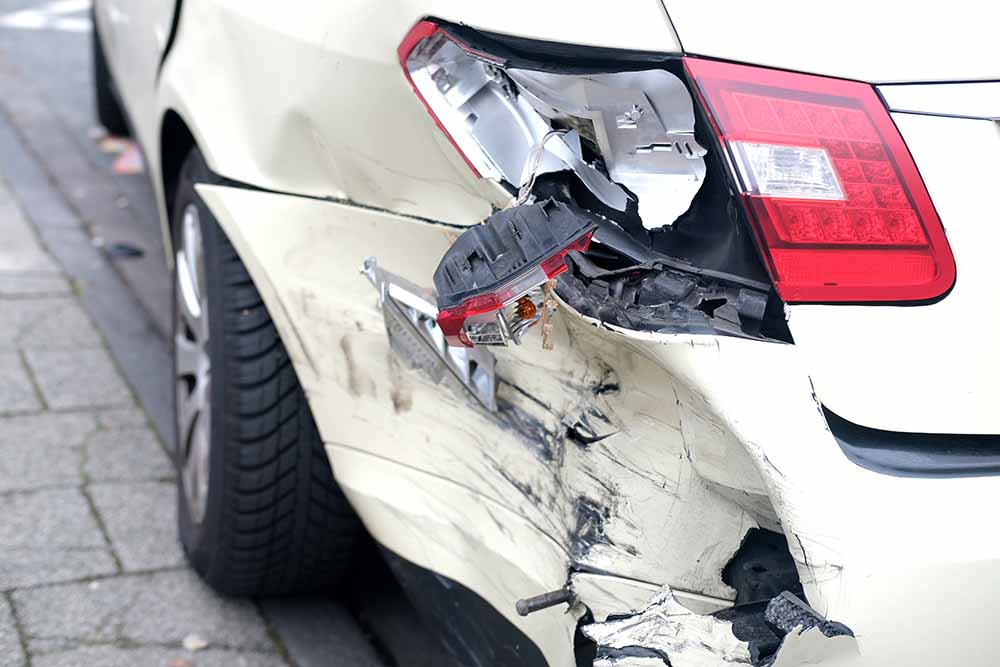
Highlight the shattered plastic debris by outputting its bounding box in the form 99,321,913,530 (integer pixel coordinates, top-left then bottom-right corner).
112,142,145,175
540,278,558,351
765,592,854,639
582,586,753,667
181,633,210,652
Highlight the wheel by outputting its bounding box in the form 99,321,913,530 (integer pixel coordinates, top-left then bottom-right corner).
91,9,129,136
172,148,360,595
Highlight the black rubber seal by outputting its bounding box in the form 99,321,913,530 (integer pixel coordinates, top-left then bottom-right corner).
826,407,1000,478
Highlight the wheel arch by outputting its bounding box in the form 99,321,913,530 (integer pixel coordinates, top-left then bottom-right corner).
160,108,197,232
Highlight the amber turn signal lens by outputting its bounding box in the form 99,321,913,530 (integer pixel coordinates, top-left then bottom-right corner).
516,296,537,321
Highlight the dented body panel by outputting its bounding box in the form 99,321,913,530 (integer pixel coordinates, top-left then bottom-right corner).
197,185,1000,666
98,0,1000,662
153,0,680,229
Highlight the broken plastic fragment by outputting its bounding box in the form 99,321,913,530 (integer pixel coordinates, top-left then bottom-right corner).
765,592,854,640
508,68,707,228
433,199,597,347
582,586,753,667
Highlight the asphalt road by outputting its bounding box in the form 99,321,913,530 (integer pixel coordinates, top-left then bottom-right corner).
0,1,454,665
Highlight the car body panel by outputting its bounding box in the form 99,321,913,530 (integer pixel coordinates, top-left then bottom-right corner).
195,183,759,596
197,182,1000,666
155,0,680,231
663,1,1000,83
96,0,1000,662
94,0,175,152
787,112,1000,434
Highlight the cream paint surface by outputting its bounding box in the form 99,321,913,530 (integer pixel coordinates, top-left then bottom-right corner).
197,184,756,598
664,1,1000,83
787,114,1000,434
153,0,679,233
329,444,582,666
199,184,1000,666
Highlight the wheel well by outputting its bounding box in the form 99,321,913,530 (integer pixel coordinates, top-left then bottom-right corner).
160,110,196,223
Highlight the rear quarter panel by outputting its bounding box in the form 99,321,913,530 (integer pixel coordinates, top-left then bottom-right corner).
663,1,1000,82
787,114,1000,434
156,0,681,226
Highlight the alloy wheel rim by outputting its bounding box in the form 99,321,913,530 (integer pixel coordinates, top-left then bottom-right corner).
175,203,211,525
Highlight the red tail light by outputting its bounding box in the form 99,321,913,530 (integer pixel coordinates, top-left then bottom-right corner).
684,58,955,303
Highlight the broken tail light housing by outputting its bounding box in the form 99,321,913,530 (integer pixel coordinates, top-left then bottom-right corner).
684,58,955,302
398,20,527,182
434,199,596,347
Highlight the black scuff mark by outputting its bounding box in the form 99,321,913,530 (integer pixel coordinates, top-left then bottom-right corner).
495,397,564,465
593,381,620,396
565,420,616,449
807,375,828,422
588,407,613,425
793,534,812,574
591,362,621,396
493,464,546,509
571,497,638,564
758,451,785,479
499,378,557,415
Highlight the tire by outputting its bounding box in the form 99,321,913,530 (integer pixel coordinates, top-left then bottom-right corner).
91,9,129,136
172,148,360,595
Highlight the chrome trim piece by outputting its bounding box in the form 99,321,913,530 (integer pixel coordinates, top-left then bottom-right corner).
362,257,497,412
878,81,1000,121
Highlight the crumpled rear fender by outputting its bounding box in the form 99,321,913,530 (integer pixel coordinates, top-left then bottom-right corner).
194,184,1000,666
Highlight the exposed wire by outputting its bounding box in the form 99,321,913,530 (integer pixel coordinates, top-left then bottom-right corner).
515,129,567,207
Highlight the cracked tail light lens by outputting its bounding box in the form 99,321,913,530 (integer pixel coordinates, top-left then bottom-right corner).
398,20,503,179
684,58,955,302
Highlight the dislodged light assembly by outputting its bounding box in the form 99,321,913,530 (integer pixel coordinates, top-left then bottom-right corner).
433,199,596,347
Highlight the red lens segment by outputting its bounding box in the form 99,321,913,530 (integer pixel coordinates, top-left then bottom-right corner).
685,57,955,302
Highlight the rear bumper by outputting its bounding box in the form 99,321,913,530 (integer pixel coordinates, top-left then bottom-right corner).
785,112,1000,435
628,328,1000,665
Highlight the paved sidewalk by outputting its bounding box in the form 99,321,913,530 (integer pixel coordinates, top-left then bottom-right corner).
0,181,290,666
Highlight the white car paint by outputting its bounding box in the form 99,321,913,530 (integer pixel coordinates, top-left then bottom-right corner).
662,1,1000,83
97,0,1000,663
788,113,1000,433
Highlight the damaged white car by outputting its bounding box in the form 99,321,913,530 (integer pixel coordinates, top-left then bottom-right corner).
93,1,1000,665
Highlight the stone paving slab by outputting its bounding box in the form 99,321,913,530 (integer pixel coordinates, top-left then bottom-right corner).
0,411,93,492
0,596,26,667
0,272,71,297
22,346,134,410
84,426,175,483
0,197,60,274
90,482,185,572
13,570,277,653
0,296,103,350
0,488,118,590
0,352,42,413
